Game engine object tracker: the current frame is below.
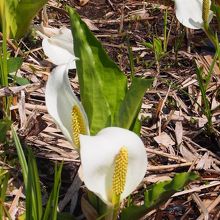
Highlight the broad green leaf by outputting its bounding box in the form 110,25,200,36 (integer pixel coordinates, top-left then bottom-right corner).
7,57,23,74
121,172,199,220
1,0,47,39
68,7,127,135
116,77,153,131
12,76,30,85
0,118,12,143
129,116,141,134
7,57,29,85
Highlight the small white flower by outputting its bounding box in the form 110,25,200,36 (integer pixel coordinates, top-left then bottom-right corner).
45,65,89,148
174,0,213,29
80,127,147,206
40,27,77,69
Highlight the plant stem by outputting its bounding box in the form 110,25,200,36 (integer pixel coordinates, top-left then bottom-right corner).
112,204,120,220
203,23,217,49
104,206,113,220
0,1,11,117
163,8,168,53
104,204,120,220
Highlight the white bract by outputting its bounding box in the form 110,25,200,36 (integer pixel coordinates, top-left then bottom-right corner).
45,65,89,148
174,0,213,29
80,127,147,206
40,27,77,69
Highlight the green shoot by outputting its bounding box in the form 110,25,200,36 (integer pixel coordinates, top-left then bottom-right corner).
12,126,63,220
195,51,218,134
0,169,10,220
0,1,10,117
12,126,28,186
42,162,63,220
163,8,168,52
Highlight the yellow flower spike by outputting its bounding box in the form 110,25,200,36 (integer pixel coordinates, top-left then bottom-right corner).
80,127,147,206
203,0,210,25
45,65,89,148
72,105,87,148
112,147,128,205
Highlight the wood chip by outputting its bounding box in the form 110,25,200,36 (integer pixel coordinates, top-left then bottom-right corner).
154,132,175,148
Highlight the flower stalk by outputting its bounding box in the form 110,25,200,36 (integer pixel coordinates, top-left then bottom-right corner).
202,0,218,48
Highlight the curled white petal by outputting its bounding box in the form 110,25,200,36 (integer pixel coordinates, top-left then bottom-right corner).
80,127,147,205
35,26,62,38
41,27,77,68
45,65,89,147
175,0,213,29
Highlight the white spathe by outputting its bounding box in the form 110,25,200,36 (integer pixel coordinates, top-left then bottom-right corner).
175,0,213,29
45,65,89,147
80,127,147,206
41,27,77,69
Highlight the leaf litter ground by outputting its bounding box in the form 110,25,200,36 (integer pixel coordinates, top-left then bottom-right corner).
1,0,220,219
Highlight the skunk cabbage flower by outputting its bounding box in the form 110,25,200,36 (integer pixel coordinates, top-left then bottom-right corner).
41,27,77,69
80,127,147,206
174,0,213,29
45,65,89,148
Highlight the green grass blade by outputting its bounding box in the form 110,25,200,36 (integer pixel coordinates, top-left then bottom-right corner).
25,160,33,220
12,126,28,187
196,67,212,124
1,2,8,87
43,163,63,220
28,149,43,220
163,8,168,52
0,170,9,219
204,52,218,90
127,39,135,80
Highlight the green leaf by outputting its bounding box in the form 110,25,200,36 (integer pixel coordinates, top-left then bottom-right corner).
1,0,47,39
0,118,12,143
0,170,9,219
116,77,153,131
13,76,30,85
129,116,141,135
7,57,29,85
143,42,153,50
28,149,43,220
12,126,28,186
153,37,163,60
42,163,63,220
17,214,25,220
7,57,23,74
211,3,220,26
68,7,127,135
121,172,199,220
